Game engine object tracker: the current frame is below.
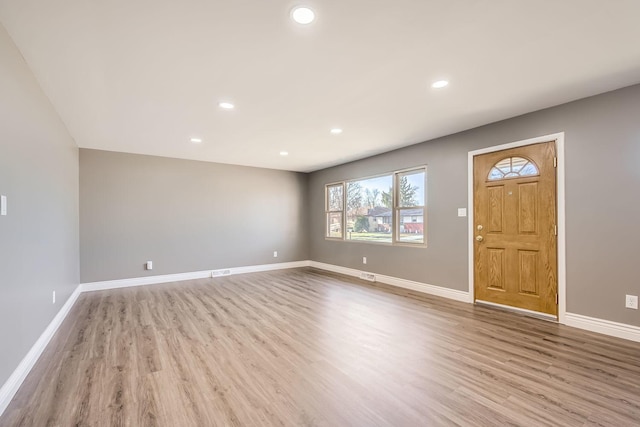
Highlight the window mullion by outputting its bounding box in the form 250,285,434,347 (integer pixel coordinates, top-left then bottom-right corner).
340,182,345,240
393,173,398,243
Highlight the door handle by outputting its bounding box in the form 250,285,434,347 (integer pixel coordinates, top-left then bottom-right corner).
476,235,484,242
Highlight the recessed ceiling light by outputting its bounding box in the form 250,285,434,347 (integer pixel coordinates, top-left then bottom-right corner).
431,80,449,89
291,7,315,24
280,151,289,156
190,137,203,144
330,128,343,134
218,102,234,109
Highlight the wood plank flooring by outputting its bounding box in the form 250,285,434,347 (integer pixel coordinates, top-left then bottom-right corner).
1,267,639,426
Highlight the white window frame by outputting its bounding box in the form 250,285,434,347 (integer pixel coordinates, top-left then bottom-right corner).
394,167,427,246
325,182,345,240
324,166,427,247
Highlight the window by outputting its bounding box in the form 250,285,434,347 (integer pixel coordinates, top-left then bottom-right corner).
325,167,426,246
346,175,393,243
325,183,344,239
396,169,425,244
488,156,538,180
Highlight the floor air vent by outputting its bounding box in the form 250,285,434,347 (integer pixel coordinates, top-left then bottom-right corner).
212,269,231,277
360,272,376,282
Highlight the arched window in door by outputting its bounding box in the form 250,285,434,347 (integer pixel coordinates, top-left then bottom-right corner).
488,156,539,181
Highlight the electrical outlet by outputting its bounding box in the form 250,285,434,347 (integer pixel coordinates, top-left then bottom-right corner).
52,291,56,304
146,261,153,270
273,251,278,258
625,295,638,310
362,257,367,264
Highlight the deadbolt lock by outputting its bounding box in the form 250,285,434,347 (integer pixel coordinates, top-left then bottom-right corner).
477,225,483,231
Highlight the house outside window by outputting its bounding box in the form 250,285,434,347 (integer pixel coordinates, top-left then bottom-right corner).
325,166,426,246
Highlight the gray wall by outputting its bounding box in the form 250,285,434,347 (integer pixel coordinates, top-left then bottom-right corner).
80,149,309,283
309,84,640,327
0,24,79,385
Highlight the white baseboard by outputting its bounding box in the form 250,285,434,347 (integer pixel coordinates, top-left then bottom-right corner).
80,261,312,292
309,261,472,303
0,284,82,417
308,261,363,279
80,270,213,292
564,312,640,343
376,273,472,303
225,260,311,275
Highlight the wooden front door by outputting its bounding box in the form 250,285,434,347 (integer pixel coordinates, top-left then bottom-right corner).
473,141,558,316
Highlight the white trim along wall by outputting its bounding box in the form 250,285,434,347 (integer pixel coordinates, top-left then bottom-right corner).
467,133,567,323
309,261,471,303
0,286,82,418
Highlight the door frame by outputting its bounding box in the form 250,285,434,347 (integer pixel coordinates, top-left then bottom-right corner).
467,132,566,323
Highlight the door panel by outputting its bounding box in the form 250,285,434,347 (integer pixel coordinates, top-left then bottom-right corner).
474,141,557,316
518,183,537,233
488,248,506,290
487,187,504,233
518,250,538,295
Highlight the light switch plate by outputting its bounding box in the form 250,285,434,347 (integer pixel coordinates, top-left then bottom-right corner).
458,208,467,217
1,195,6,216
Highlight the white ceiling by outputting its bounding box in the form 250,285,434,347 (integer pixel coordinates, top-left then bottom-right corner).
2,1,640,172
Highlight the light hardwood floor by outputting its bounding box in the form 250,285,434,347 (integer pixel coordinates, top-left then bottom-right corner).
1,268,639,426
